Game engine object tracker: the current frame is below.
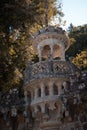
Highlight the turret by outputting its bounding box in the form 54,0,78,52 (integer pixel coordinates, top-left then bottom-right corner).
23,26,80,130
32,26,70,61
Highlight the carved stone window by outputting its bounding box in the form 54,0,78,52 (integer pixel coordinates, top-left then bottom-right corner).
45,86,49,96
38,88,41,97
53,84,58,95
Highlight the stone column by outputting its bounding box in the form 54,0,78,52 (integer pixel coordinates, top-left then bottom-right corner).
38,46,42,62
61,46,65,61
70,77,74,86
34,88,38,99
24,91,28,117
56,82,60,95
56,103,61,120
50,44,53,59
34,106,38,113
48,82,53,96
31,91,34,101
41,83,44,98
41,103,45,113
24,91,28,106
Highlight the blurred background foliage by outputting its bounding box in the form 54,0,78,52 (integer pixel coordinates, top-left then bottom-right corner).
0,0,64,92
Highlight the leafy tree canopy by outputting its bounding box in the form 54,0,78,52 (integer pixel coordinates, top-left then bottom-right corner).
72,50,87,70
0,0,64,92
66,24,87,57
66,24,87,70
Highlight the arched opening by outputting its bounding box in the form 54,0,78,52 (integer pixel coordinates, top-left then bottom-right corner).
54,102,59,116
32,90,35,100
62,81,70,92
53,44,61,59
38,88,41,97
66,81,70,90
37,105,41,112
45,86,49,96
45,104,49,115
54,102,58,109
53,84,58,95
42,45,51,59
54,57,61,60
27,91,31,104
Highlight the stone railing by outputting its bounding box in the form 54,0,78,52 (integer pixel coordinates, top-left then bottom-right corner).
31,95,60,106
24,60,79,84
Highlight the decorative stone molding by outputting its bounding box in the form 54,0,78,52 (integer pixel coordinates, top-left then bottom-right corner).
24,60,79,84
32,33,70,53
32,26,70,53
31,95,61,106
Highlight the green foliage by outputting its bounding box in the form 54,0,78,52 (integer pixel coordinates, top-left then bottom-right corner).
0,0,63,92
0,0,61,32
66,24,87,70
73,51,87,70
66,24,87,57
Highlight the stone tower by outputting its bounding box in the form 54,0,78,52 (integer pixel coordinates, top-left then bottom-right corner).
24,26,79,130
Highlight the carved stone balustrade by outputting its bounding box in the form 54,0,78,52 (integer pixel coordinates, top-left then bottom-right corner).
24,60,79,85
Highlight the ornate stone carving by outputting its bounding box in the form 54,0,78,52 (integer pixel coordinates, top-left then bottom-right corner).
24,60,79,83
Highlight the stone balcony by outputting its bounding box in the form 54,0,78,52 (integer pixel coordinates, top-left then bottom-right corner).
24,60,79,85
31,95,60,106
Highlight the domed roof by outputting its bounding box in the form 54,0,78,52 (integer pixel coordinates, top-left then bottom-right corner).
31,26,70,53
